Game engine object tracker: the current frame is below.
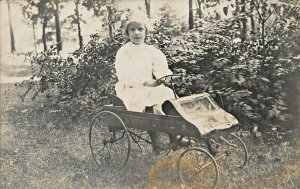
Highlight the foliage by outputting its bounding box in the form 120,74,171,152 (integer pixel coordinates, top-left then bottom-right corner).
19,32,123,116
82,0,111,16
150,15,300,129
153,3,188,36
62,7,86,32
22,0,58,43
19,0,300,132
144,0,300,131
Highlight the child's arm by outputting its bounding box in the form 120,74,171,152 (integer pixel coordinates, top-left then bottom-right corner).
143,80,159,87
115,49,127,82
152,48,173,79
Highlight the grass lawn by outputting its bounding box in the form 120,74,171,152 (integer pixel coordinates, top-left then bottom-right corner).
1,83,300,188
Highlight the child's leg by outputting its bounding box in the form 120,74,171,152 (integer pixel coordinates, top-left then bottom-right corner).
147,104,169,155
153,104,165,115
148,131,169,155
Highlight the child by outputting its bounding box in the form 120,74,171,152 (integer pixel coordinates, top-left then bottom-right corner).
114,12,176,113
114,12,176,154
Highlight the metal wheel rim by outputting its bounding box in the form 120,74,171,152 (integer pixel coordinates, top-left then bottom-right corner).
214,133,248,170
177,147,219,189
89,111,131,170
230,133,248,167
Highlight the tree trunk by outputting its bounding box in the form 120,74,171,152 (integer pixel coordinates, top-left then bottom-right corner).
145,0,151,18
107,6,114,40
54,0,62,52
42,16,48,51
7,0,16,53
250,0,255,36
32,22,37,52
188,0,194,30
75,0,83,48
240,0,247,42
196,0,202,18
235,0,241,41
298,73,300,128
261,20,266,64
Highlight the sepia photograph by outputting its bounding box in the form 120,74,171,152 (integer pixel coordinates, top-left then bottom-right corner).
1,0,299,188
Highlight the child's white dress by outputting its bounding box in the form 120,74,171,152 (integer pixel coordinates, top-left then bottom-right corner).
115,42,175,112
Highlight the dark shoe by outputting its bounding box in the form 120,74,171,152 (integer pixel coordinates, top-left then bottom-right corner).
153,143,173,155
171,137,194,151
171,141,191,151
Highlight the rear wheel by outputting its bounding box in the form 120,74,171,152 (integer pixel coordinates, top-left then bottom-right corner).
127,128,153,155
177,147,219,189
89,111,131,170
128,126,173,156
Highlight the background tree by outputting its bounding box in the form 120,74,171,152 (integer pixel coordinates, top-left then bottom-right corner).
82,0,116,40
22,0,39,52
23,0,64,52
144,0,150,18
195,0,203,19
252,0,279,65
39,0,54,51
82,0,130,41
75,0,83,48
106,5,115,40
63,0,85,49
7,0,16,52
188,0,193,29
249,0,256,38
54,0,62,52
82,0,103,16
240,0,247,42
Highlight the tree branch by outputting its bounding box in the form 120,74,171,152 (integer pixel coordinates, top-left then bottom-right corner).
252,0,263,21
265,6,280,22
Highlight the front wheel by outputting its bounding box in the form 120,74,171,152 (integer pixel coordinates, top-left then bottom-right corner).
177,147,219,189
212,132,248,170
89,111,131,170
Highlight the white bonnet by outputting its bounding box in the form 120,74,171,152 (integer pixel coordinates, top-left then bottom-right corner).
123,10,153,35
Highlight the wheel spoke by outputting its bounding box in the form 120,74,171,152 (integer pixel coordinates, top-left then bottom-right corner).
216,133,248,170
178,148,219,189
128,128,157,156
89,111,131,170
189,169,211,187
94,145,106,157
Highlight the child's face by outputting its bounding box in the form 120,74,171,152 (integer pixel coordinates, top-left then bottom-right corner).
127,22,146,45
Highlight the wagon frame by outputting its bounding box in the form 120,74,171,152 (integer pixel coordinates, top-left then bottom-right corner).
89,92,248,189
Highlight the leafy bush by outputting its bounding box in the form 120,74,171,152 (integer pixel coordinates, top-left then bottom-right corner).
19,4,299,133
149,18,300,130
19,32,124,117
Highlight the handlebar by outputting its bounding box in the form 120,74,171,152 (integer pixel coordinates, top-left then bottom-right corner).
156,74,183,83
156,74,184,99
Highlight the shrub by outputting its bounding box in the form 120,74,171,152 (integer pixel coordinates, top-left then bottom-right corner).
20,7,299,133
19,32,124,117
149,19,300,131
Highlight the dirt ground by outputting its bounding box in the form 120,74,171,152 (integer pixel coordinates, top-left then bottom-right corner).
1,83,300,189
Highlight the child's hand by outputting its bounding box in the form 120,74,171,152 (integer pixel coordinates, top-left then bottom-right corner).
161,75,182,84
143,80,159,87
170,75,181,81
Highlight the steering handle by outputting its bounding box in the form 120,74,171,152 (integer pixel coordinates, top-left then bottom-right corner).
156,74,183,99
156,74,183,82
